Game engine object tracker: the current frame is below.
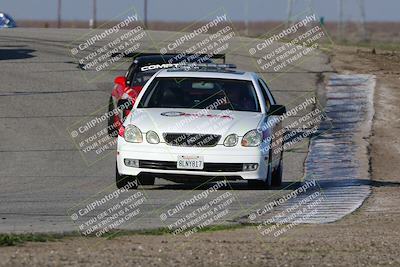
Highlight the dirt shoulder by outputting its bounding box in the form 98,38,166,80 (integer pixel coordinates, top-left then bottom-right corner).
1,47,400,267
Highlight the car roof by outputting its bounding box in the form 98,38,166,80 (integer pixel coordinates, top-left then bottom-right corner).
155,68,254,80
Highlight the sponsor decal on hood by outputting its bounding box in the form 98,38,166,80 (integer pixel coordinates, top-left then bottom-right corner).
160,111,233,119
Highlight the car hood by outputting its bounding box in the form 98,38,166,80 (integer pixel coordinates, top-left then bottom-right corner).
126,108,264,136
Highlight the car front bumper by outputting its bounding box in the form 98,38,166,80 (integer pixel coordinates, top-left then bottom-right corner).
117,138,269,180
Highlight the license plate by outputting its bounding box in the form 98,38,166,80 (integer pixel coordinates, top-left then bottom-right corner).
177,155,204,170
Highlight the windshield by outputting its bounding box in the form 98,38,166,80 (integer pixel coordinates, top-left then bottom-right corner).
138,77,260,112
130,70,158,86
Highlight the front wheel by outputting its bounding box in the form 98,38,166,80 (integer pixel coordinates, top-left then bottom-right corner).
271,158,283,187
116,163,138,189
247,154,272,189
137,173,155,186
108,96,118,137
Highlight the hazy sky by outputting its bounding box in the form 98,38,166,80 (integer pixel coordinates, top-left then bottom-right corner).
2,0,400,22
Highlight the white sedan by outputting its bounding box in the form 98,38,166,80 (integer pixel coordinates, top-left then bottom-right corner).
116,64,286,189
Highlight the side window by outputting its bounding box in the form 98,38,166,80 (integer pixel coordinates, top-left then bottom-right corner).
125,64,136,86
258,80,271,109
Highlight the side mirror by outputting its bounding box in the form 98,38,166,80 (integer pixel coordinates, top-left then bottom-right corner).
114,76,127,86
268,105,286,116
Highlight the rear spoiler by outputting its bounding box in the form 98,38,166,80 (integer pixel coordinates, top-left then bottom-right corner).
111,52,226,64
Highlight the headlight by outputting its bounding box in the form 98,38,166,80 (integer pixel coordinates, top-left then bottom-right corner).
146,130,160,144
223,134,238,147
241,129,262,147
124,125,143,143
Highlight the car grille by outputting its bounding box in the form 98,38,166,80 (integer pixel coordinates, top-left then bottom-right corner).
163,133,221,147
139,160,243,172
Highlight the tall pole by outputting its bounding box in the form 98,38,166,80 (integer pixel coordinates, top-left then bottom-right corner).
286,0,294,26
307,0,313,12
244,1,249,36
57,0,61,28
92,0,97,29
144,0,148,28
358,0,367,40
338,0,344,40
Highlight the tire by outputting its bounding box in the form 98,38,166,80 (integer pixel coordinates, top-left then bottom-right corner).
118,99,133,121
271,158,283,187
116,163,138,189
265,150,273,187
108,96,118,138
137,173,155,186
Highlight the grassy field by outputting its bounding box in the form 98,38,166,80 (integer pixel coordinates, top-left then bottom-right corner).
0,224,251,246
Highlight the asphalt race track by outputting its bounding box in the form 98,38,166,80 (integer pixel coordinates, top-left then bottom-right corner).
0,28,354,234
